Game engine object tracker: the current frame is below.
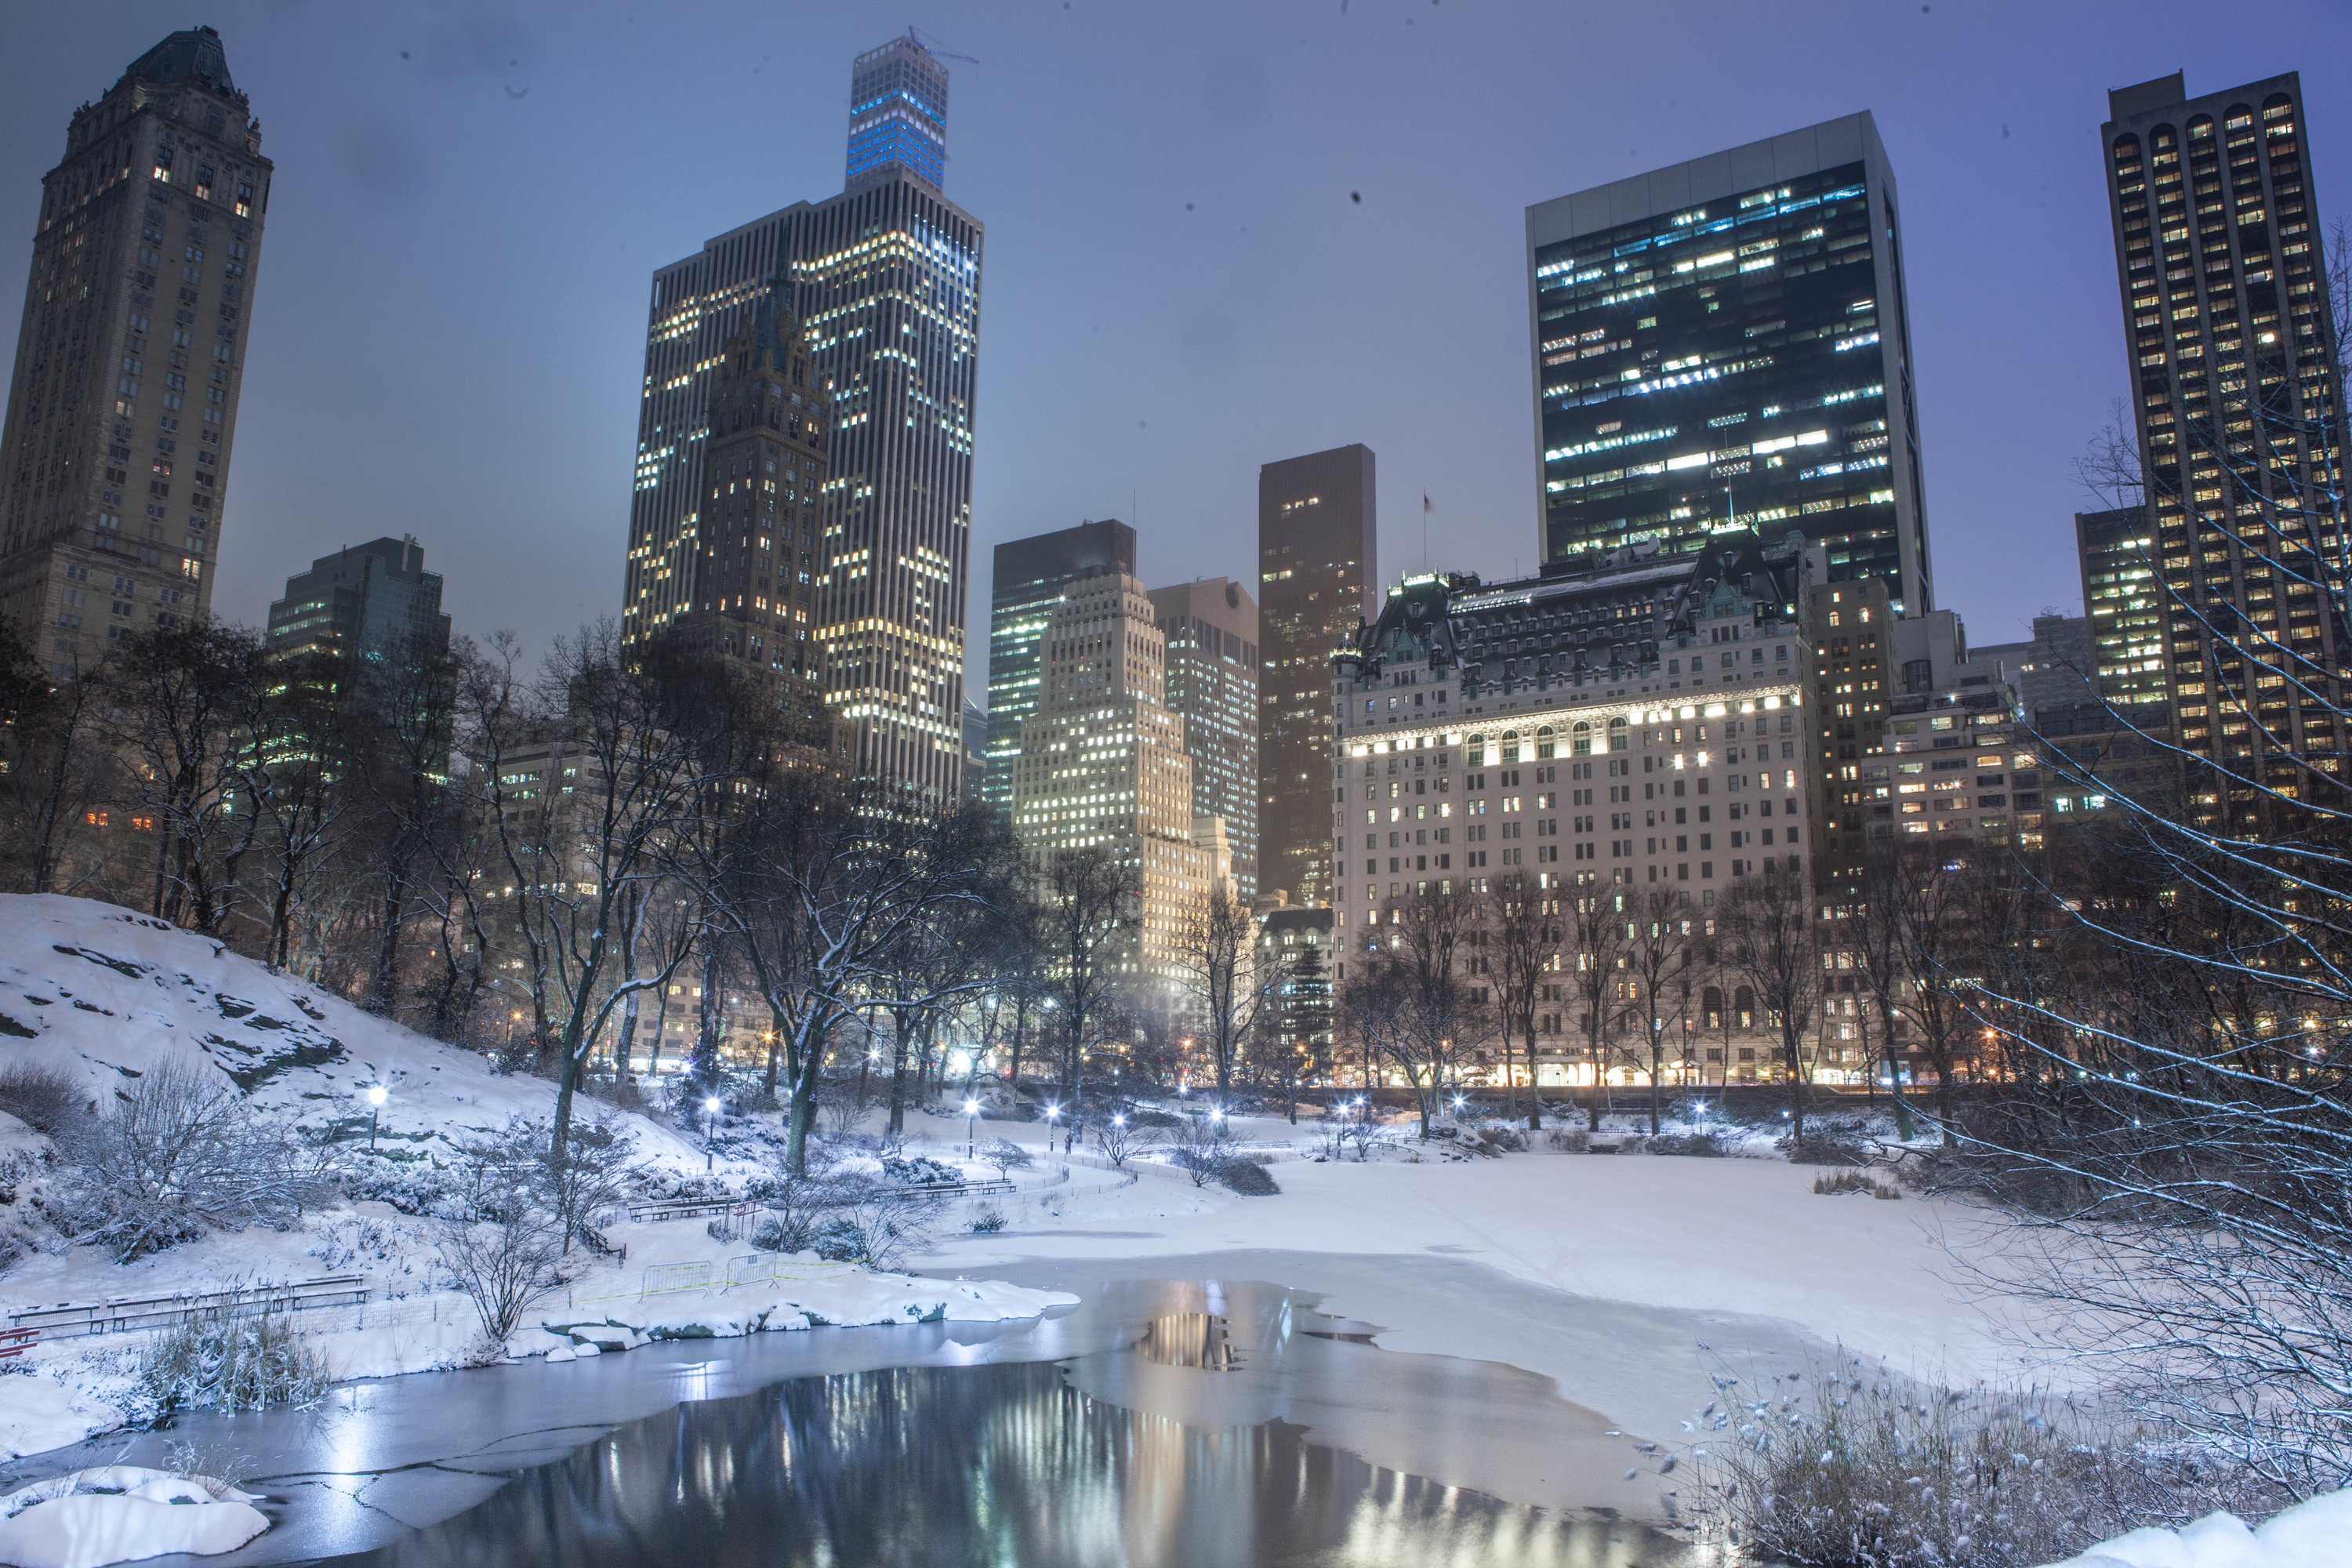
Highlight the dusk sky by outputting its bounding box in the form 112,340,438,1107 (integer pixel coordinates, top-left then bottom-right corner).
5,1,2347,694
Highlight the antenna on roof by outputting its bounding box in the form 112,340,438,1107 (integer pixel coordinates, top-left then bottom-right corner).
905,26,978,64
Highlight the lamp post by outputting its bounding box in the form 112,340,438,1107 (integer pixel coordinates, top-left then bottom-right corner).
365,1083,387,1151
703,1095,722,1172
1044,1102,1064,1167
962,1096,980,1162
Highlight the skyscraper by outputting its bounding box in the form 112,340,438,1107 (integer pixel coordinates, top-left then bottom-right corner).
1526,114,1931,615
984,518,1136,811
265,535,449,660
0,27,269,676
669,274,833,737
1148,576,1259,898
624,34,979,805
1258,445,1375,909
2100,74,2345,827
1008,572,1219,985
2075,506,2169,720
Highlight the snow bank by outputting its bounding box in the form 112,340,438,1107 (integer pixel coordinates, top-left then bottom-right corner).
0,1377,123,1463
535,1263,1076,1352
2041,1490,2352,1568
0,1467,267,1567
0,894,703,1170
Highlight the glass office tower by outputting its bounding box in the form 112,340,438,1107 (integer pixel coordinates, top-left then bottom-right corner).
1526,113,1930,615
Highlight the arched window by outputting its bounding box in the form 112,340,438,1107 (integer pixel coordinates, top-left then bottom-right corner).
1502,730,1522,764
2187,113,2216,144
1703,985,1724,1029
1571,720,1592,757
1537,725,1556,759
1466,734,1486,766
1608,716,1629,753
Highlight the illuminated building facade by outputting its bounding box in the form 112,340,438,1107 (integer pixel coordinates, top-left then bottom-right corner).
670,278,834,739
2100,73,2346,829
1526,113,1931,616
2075,506,2170,719
1258,445,1375,909
1147,576,1259,900
1009,572,1220,986
985,518,1135,811
623,36,980,805
264,535,448,660
1331,532,1832,1084
0,27,269,676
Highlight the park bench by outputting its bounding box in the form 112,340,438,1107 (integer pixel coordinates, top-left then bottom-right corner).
5,1274,368,1339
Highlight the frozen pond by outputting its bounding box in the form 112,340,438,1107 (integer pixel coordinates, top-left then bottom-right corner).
10,1260,1722,1567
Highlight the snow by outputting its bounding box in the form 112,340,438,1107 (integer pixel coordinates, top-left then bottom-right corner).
0,895,710,1171
2039,1490,2352,1568
0,1468,266,1568
0,896,1073,1458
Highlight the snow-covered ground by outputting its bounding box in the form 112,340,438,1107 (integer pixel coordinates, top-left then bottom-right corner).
0,895,1069,1468
0,894,2328,1565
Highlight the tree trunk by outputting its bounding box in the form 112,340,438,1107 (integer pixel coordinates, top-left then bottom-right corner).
690,945,723,1089
887,1013,912,1136
761,1004,786,1097
615,986,641,1082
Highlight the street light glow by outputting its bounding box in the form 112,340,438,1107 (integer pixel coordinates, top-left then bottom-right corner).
365,1084,388,1108
704,1096,722,1114
962,1098,980,1116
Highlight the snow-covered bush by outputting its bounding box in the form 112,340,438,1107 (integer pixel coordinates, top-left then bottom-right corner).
1814,1170,1901,1200
434,1122,571,1344
967,1207,1007,1232
1219,1161,1279,1196
0,1064,85,1138
73,1054,341,1261
1646,1131,1728,1157
1682,1362,2282,1568
812,1181,936,1270
138,1309,329,1414
811,1216,865,1262
880,1155,961,1187
1780,1112,1887,1167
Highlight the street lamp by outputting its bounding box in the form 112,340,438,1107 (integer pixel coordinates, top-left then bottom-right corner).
702,1094,722,1172
962,1096,981,1161
1044,1101,1065,1166
365,1083,387,1151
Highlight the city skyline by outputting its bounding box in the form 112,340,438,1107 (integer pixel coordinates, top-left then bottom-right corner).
5,3,2336,694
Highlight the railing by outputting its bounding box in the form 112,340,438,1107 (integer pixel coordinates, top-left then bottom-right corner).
0,1327,35,1359
5,1274,369,1339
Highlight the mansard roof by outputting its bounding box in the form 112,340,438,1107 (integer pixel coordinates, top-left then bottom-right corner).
124,26,238,97
1340,528,1808,686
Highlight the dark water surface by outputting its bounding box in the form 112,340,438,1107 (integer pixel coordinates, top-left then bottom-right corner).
312,1357,1679,1567
281,1275,1691,1568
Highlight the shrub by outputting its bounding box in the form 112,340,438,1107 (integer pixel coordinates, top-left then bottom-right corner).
75,1054,341,1261
968,1207,1007,1233
1647,1131,1727,1157
1782,1112,1885,1167
1218,1161,1279,1196
880,1155,962,1187
1814,1170,1900,1199
140,1308,329,1414
811,1215,866,1262
1549,1129,1591,1152
1686,1361,2282,1568
0,1064,86,1138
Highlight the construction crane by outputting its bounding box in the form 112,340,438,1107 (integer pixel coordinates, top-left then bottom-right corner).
903,25,977,64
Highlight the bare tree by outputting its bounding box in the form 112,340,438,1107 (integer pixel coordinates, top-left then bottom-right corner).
1719,867,1824,1141
1618,893,1695,1135
1566,883,1632,1130
1034,846,1137,1143
1490,875,1559,1131
1169,887,1262,1108
0,620,115,897
1341,887,1493,1136
1844,842,1921,1139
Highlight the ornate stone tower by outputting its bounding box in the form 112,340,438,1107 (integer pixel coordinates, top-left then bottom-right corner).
0,26,270,675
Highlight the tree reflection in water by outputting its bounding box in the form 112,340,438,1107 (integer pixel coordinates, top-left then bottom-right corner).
312,1360,1683,1567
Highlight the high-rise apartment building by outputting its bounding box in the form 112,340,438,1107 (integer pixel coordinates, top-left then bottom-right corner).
2074,506,2171,720
623,34,979,805
1148,577,1260,898
1008,572,1220,986
1526,114,1931,615
984,518,1136,811
265,535,449,659
0,27,269,676
2100,74,2346,827
1258,445,1375,908
669,276,833,737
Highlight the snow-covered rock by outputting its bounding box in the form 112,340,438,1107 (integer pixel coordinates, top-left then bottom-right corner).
0,1467,267,1568
2041,1489,2352,1568
0,894,704,1171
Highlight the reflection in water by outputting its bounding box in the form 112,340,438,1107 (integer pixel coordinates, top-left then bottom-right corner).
1135,1310,1244,1370
314,1360,1682,1568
